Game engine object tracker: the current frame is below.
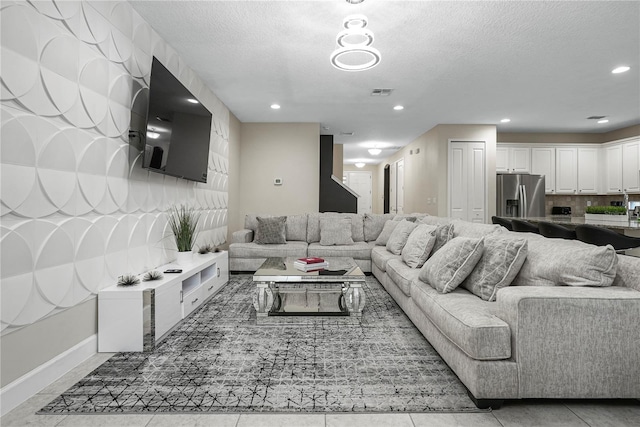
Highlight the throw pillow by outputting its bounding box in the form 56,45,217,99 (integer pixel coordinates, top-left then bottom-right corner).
254,216,287,244
386,220,419,255
375,220,400,246
420,237,485,293
431,223,454,253
401,224,437,268
319,217,354,246
364,213,395,241
462,235,528,301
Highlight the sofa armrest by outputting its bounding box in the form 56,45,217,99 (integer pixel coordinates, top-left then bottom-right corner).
495,286,640,398
232,229,253,244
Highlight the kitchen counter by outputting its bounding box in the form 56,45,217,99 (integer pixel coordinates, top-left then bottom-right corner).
522,216,640,231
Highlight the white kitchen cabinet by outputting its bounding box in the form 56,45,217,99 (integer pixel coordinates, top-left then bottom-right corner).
530,147,556,194
496,145,530,173
555,147,578,194
577,147,599,194
605,145,623,193
622,140,640,192
98,251,229,352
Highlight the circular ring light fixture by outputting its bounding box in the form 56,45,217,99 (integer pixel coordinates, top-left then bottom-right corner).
336,28,374,48
343,14,368,29
330,46,381,71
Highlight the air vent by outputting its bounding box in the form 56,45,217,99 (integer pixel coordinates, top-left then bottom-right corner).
387,146,402,150
371,88,394,96
587,116,606,120
340,131,355,136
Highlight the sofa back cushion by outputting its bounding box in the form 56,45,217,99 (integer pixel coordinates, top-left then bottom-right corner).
307,213,364,243
512,233,618,287
612,254,640,292
462,234,528,301
452,220,506,238
319,217,354,246
364,213,395,241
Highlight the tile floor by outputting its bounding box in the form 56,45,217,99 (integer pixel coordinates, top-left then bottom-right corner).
2,353,639,427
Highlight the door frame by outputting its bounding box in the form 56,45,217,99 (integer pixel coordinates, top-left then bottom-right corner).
447,139,487,223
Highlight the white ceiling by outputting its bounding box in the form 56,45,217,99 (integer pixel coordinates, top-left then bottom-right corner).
129,0,640,165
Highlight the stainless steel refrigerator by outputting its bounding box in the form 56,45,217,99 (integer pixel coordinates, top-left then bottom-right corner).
496,174,546,218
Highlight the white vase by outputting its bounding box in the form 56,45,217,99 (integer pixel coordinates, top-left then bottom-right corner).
175,251,193,266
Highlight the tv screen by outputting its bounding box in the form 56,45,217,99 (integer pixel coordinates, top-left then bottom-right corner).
141,57,212,183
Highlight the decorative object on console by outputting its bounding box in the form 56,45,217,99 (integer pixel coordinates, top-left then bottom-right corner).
142,270,163,281
167,204,200,255
117,274,140,287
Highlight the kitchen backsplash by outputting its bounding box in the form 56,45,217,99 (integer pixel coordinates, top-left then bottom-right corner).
545,194,640,216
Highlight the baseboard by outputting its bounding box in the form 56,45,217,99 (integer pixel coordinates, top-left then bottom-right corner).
0,334,97,417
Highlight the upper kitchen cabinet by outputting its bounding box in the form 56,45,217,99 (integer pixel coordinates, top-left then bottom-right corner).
604,138,640,194
605,145,623,193
577,147,599,194
555,147,578,194
496,146,530,173
530,147,556,193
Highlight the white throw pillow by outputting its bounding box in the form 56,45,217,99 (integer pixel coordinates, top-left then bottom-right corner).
420,237,485,293
401,224,437,268
375,220,400,246
386,220,419,255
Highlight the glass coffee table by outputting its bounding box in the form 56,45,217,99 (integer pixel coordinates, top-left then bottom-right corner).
252,257,366,318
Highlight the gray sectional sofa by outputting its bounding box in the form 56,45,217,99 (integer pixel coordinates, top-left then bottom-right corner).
229,212,640,408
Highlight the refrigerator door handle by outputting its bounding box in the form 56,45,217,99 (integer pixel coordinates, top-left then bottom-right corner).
521,184,528,218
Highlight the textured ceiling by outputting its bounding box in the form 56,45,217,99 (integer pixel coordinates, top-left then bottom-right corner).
129,0,640,165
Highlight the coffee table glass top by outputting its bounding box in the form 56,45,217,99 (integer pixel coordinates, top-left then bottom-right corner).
253,257,364,282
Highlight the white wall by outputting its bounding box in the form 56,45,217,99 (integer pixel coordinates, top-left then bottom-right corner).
237,123,319,223
0,0,229,387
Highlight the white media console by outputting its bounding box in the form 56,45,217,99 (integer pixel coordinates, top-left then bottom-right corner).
98,251,229,352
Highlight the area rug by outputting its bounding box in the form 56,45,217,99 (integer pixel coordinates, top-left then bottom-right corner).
39,274,482,414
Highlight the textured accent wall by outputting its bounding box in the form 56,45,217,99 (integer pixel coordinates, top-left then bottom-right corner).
0,1,229,335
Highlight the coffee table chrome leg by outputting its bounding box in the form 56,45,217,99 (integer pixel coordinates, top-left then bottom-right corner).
343,282,365,317
253,282,274,317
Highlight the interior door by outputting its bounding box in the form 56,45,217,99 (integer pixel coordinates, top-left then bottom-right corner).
389,163,397,214
396,159,405,214
449,141,486,223
346,171,372,214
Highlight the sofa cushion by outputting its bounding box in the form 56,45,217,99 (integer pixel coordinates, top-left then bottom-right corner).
307,213,364,243
254,216,287,244
401,224,437,268
411,279,512,361
462,235,528,301
375,220,400,246
319,216,354,246
308,242,371,260
386,220,418,255
431,223,454,253
229,241,308,258
512,233,618,287
420,237,484,293
371,246,401,272
453,220,506,238
286,214,308,241
393,213,427,221
364,213,395,241
387,258,421,296
419,216,455,226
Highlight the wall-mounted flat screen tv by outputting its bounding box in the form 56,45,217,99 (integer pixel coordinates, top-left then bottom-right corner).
142,57,212,183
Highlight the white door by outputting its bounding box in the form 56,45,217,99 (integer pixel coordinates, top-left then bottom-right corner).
389,162,397,214
396,159,405,214
346,171,372,214
449,141,486,223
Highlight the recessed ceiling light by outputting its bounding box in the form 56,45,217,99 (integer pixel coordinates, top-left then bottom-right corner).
393,105,404,111
612,66,630,74
501,118,511,123
187,98,199,104
598,119,609,124
368,148,382,155
355,162,365,168
270,104,281,109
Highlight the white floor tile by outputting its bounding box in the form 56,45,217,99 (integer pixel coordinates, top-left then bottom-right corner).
326,413,414,427
55,414,154,427
147,413,240,427
236,413,325,427
565,400,640,427
411,412,502,427
493,401,590,427
0,393,66,427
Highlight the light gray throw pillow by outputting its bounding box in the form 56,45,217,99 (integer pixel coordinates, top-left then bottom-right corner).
319,217,354,246
386,220,419,255
401,224,437,268
375,220,400,246
254,216,287,244
431,223,454,253
420,237,485,293
462,235,528,301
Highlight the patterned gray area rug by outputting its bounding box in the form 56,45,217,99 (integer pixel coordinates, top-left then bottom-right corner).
39,275,482,414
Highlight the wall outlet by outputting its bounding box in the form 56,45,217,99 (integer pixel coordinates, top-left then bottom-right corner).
587,200,592,207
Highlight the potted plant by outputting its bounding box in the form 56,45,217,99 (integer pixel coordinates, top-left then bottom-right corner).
585,205,629,223
167,204,200,264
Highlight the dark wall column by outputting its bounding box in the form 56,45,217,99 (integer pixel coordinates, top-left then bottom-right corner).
319,135,357,213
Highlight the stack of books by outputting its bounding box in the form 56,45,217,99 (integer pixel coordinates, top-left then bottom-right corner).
293,257,328,272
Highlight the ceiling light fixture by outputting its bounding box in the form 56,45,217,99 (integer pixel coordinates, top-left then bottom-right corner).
345,0,365,4
612,66,630,74
368,148,382,155
598,119,609,124
270,104,281,109
501,118,511,123
355,162,365,168
330,14,381,72
393,105,404,111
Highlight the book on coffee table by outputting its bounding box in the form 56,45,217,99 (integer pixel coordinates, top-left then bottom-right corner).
293,260,328,272
296,257,325,264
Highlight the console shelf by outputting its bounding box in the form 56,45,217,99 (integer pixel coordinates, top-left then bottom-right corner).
98,251,229,352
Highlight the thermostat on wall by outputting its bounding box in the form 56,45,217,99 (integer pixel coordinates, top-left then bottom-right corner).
274,178,283,186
